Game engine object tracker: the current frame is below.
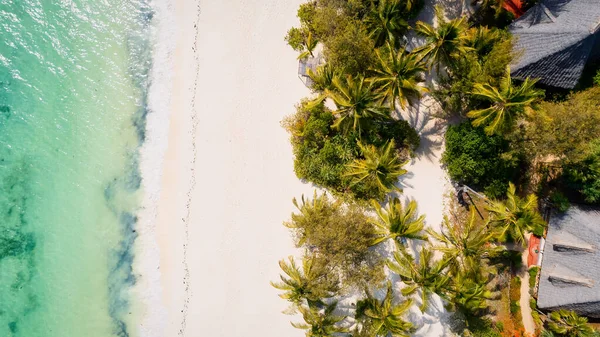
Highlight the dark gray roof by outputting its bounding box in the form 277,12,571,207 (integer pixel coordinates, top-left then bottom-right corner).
537,205,600,317
509,0,600,89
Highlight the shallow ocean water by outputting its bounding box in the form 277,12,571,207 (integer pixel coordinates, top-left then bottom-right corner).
0,1,152,336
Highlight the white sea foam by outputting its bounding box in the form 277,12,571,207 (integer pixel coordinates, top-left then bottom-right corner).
134,0,177,335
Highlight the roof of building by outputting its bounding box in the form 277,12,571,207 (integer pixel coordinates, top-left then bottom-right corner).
537,205,600,317
509,0,600,89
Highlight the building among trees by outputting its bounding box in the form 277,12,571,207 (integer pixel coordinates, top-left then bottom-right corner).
537,206,600,317
509,0,600,88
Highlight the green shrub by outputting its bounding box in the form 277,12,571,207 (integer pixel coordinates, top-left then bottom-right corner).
594,69,600,86
442,122,520,198
550,191,570,212
510,300,520,315
562,139,600,204
284,99,419,200
532,225,545,237
529,267,539,290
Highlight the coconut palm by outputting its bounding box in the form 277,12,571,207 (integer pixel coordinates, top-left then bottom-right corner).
326,75,390,135
428,207,503,273
486,182,546,247
370,197,427,246
345,140,408,196
387,247,450,312
464,26,503,58
298,31,319,60
292,302,349,337
356,282,414,337
308,63,337,93
365,0,409,49
271,255,339,309
446,272,492,318
467,67,544,135
547,309,596,337
369,48,428,110
413,5,471,70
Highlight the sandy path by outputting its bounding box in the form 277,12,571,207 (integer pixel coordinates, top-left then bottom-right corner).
520,239,536,334
153,1,313,336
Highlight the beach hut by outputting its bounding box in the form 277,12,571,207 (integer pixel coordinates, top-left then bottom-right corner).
537,205,600,317
509,0,600,89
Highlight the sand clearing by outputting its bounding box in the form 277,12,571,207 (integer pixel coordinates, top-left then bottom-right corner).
151,1,313,336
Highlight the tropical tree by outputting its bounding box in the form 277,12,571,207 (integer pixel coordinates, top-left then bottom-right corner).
370,197,426,246
467,67,544,135
547,310,597,337
345,140,408,197
486,182,546,247
356,282,414,337
446,272,492,318
369,48,428,110
298,31,319,60
308,63,338,93
271,255,339,309
326,75,390,135
464,26,504,59
387,247,450,311
413,5,471,70
428,207,503,274
292,302,349,337
365,0,409,49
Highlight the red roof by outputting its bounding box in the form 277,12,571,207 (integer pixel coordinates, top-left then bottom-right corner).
528,235,541,267
503,0,524,18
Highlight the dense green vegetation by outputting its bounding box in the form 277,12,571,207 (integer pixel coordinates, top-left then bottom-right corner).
276,0,600,335
442,122,520,198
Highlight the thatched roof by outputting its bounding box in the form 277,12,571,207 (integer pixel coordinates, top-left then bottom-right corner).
509,0,600,89
537,205,600,317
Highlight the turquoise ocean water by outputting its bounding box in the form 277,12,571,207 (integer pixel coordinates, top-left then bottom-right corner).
0,1,154,336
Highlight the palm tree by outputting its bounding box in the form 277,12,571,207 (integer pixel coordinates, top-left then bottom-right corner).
345,140,408,196
369,48,428,110
464,26,503,58
486,182,546,247
370,197,426,246
467,67,544,135
547,310,596,337
298,31,319,60
446,272,492,318
387,247,450,312
326,75,390,135
292,302,349,337
286,191,331,246
356,282,414,337
365,0,409,49
413,5,471,71
308,63,337,93
427,207,503,274
271,255,339,309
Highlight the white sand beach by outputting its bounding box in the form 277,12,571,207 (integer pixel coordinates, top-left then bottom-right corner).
147,0,314,336
139,0,453,336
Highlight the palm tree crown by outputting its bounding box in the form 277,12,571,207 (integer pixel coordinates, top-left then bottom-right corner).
271,255,338,309
413,6,471,70
345,140,408,196
486,182,546,247
369,48,428,110
547,309,597,337
292,302,349,337
365,0,409,49
467,67,544,135
387,247,450,312
356,282,414,337
326,75,390,135
428,207,502,273
370,197,426,246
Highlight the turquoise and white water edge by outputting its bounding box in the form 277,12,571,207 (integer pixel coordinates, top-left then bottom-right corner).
0,1,171,336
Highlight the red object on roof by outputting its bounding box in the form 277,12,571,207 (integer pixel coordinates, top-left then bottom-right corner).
528,235,541,267
503,0,525,18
